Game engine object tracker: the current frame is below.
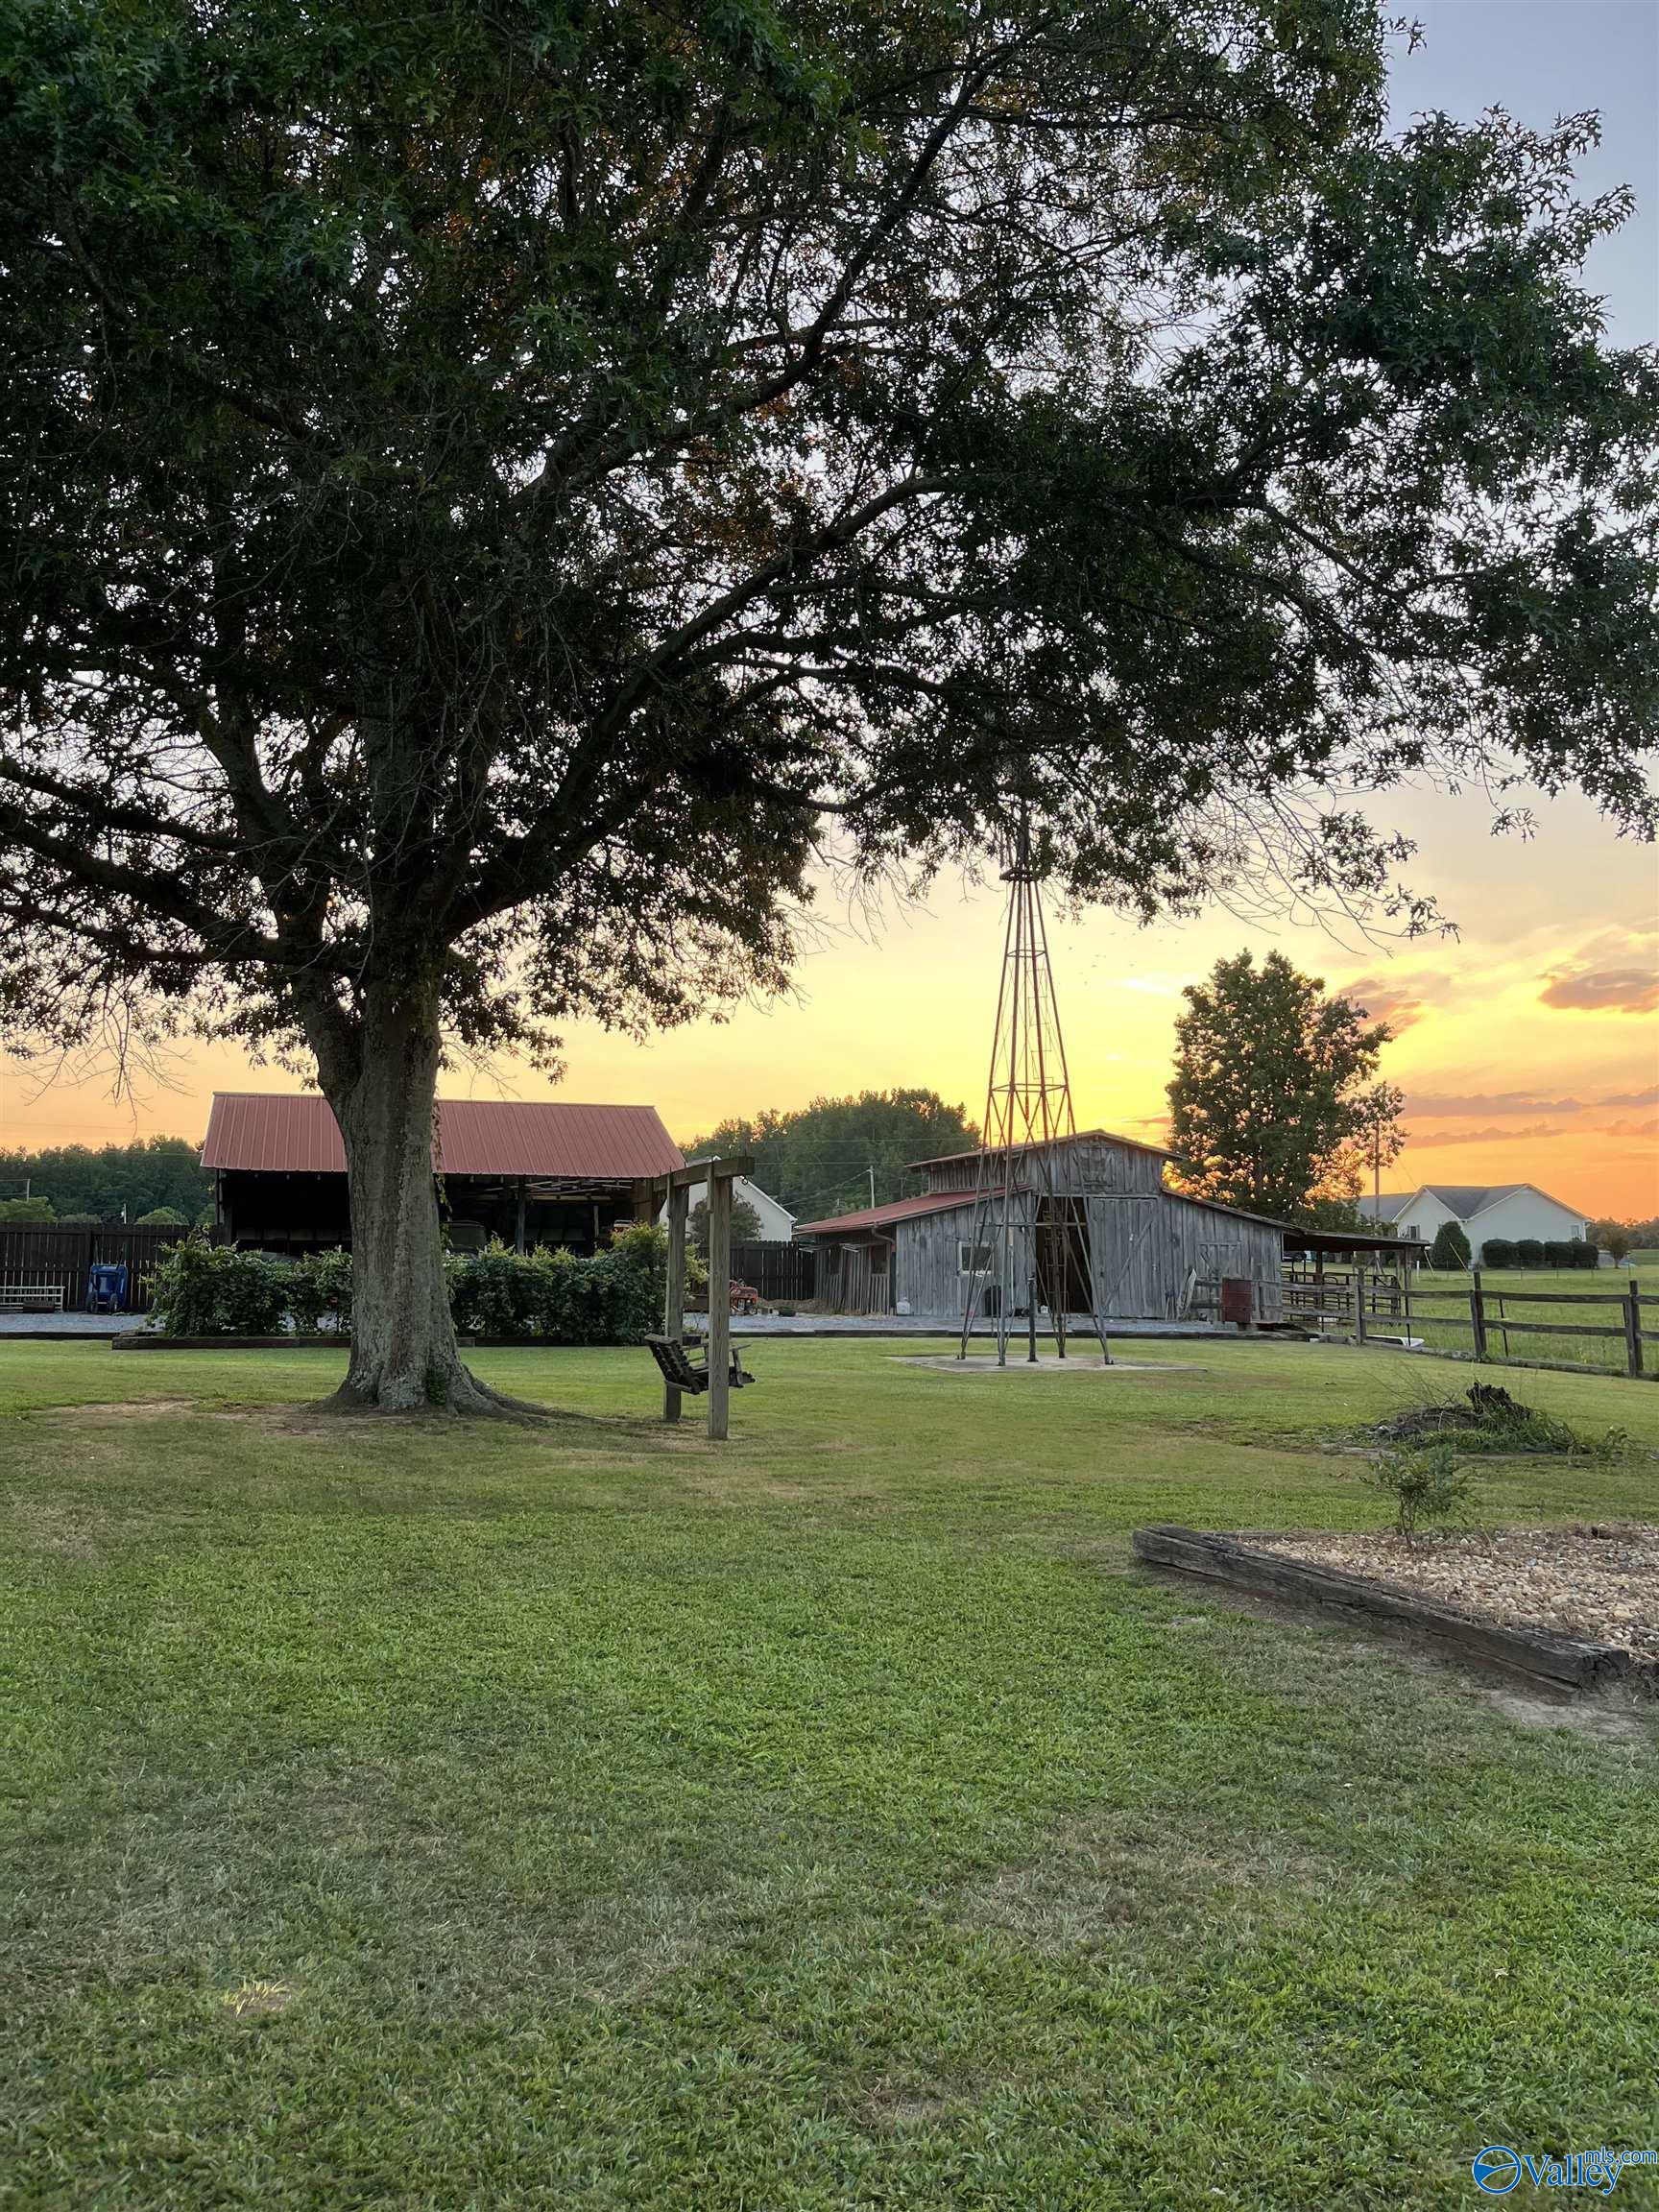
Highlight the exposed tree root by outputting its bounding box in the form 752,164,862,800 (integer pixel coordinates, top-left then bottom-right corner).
317,1358,554,1423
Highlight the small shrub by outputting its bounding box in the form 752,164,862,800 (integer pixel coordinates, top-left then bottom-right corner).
1479,1238,1518,1269
156,1225,672,1345
286,1248,353,1334
1515,1238,1545,1268
1429,1220,1471,1270
1372,1383,1637,1463
1542,1238,1596,1270
1362,1441,1473,1546
445,1225,668,1343
446,1241,539,1338
151,1237,290,1335
134,1206,189,1226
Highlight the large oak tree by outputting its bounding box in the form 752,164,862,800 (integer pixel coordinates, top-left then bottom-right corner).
1,0,1654,1407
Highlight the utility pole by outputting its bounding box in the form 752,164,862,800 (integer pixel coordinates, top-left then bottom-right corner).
868,1166,877,1208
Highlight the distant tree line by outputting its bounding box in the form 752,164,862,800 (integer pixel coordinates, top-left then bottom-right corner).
1590,1218,1657,1261
682,1092,980,1226
0,1137,210,1226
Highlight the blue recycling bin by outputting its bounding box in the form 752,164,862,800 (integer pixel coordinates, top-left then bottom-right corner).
86,1262,129,1314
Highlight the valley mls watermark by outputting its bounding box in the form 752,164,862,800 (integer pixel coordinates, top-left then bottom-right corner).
1472,2145,1659,2196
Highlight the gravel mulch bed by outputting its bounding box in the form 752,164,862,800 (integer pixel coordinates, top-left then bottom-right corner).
1253,1525,1659,1667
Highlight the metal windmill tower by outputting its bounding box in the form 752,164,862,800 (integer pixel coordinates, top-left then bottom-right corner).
957,805,1113,1365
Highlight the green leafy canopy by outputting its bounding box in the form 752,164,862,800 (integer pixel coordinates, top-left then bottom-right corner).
1166,948,1404,1221
0,0,1653,1100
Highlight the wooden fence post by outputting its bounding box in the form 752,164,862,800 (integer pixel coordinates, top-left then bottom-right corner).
1625,1283,1645,1379
1470,1267,1488,1364
1354,1267,1367,1345
662,1184,687,1425
707,1171,732,1441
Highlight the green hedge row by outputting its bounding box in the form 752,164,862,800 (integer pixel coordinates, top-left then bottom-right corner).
151,1225,683,1341
1476,1237,1600,1271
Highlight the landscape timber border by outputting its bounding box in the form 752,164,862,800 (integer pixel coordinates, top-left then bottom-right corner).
1132,1523,1651,1695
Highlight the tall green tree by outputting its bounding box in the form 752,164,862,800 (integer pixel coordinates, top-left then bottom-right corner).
0,1195,57,1224
1,3,1653,1408
684,1091,981,1221
1166,950,1401,1220
1429,1219,1472,1271
688,1193,764,1258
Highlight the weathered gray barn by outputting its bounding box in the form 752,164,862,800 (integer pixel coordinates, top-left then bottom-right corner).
793,1130,1291,1322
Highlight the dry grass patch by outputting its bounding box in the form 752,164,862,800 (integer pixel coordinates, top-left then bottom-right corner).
220,1977,300,2023
958,1810,1341,1959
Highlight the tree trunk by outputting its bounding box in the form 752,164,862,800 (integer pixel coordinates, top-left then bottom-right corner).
325,986,505,1414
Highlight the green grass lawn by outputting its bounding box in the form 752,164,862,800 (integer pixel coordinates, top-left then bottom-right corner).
1403,1262,1656,1376
3,1337,1657,2209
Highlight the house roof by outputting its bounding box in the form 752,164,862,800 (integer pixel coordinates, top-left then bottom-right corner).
681,1166,795,1223
1166,1190,1404,1250
201,1094,684,1181
1358,1192,1413,1222
795,1183,1401,1254
1419,1183,1527,1219
906,1126,1174,1170
1371,1183,1584,1223
793,1190,977,1238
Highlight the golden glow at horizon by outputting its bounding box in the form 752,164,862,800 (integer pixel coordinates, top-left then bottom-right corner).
3,787,1655,1216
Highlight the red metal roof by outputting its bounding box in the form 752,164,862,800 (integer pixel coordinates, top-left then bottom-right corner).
201,1094,684,1181
793,1191,978,1238
907,1126,1173,1170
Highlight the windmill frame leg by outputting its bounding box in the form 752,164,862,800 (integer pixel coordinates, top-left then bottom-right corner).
956,805,1114,1367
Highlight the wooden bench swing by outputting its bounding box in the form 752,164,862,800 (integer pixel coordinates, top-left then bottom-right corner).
644,1334,755,1397
648,1153,756,1440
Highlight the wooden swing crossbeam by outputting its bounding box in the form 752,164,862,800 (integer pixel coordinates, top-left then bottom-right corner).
653,1153,753,1440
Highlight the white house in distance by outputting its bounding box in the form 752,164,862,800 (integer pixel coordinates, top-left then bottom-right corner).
1358,1183,1589,1258
660,1170,795,1242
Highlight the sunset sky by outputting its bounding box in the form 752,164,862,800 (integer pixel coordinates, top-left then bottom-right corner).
2,1,1655,1218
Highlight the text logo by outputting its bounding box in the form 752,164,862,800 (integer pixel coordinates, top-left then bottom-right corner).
1472,2146,1523,2196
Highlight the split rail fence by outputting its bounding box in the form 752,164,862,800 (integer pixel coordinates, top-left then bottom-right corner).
1282,1262,1653,1380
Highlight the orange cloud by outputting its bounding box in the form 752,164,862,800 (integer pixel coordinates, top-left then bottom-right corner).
1539,966,1659,1015
1408,1121,1570,1147
1406,1090,1590,1118
1337,972,1455,1033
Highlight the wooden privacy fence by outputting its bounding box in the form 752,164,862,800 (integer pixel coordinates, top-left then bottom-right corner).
0,1222,194,1313
730,1239,816,1304
1283,1262,1653,1379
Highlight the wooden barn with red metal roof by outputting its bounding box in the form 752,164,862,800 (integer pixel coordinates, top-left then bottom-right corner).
201,1094,683,1255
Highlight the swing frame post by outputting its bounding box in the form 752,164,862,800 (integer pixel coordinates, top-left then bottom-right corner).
661,1182,688,1423
657,1155,753,1438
